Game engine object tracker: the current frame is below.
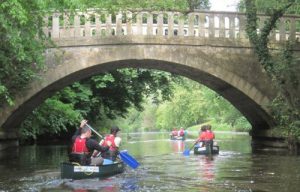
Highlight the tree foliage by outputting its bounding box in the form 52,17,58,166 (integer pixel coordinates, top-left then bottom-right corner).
20,98,81,140
242,0,300,147
0,0,49,106
50,0,210,12
238,0,300,14
155,78,251,132
19,69,177,139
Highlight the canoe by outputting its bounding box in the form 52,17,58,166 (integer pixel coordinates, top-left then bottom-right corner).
170,135,185,140
61,161,125,180
194,145,219,155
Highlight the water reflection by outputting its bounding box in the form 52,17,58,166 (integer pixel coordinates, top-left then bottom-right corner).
171,140,185,153
120,178,139,191
63,176,139,192
73,189,88,192
196,156,215,181
64,178,120,191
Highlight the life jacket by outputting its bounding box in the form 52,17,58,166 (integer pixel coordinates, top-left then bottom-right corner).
179,129,184,136
102,134,118,151
172,130,177,136
72,137,89,154
205,131,215,140
198,131,207,141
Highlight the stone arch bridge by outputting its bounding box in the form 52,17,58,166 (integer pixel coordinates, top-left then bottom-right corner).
1,10,300,150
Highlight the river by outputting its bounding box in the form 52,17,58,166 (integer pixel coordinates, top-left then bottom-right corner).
0,132,299,192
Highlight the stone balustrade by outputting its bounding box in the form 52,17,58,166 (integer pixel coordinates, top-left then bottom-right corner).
43,10,300,42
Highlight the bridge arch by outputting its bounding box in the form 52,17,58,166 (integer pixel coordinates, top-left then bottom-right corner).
1,38,276,136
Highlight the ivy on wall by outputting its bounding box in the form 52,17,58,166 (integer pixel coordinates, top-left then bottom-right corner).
244,0,300,149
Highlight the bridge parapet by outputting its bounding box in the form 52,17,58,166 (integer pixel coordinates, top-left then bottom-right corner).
44,10,300,42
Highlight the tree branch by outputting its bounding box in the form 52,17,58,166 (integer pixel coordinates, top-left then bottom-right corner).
260,2,294,41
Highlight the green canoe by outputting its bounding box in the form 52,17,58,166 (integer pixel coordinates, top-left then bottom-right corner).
61,161,125,180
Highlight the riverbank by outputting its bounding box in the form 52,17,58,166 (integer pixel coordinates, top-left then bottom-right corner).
187,122,251,132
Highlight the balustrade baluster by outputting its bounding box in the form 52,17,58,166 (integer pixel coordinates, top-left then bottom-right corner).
289,18,296,41
95,14,101,37
219,15,225,38
106,14,112,36
74,14,80,37
279,18,286,41
52,13,60,38
157,13,163,36
229,15,235,39
238,15,246,39
208,13,215,38
116,12,123,36
136,13,142,35
60,14,66,37
188,13,194,36
168,12,174,37
85,14,91,37
177,13,184,37
126,12,132,35
147,13,153,35
198,13,205,38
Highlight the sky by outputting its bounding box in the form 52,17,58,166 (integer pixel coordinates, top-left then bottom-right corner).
209,0,240,12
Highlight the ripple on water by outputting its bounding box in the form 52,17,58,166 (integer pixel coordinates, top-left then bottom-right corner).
1,134,300,192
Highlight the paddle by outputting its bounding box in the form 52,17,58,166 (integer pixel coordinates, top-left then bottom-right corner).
183,140,198,156
119,150,140,169
85,124,105,157
86,123,140,169
85,124,103,139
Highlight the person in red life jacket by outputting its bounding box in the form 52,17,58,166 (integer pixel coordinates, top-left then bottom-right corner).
69,119,109,165
172,128,178,136
170,128,178,139
178,127,185,136
204,124,215,152
205,124,215,140
101,126,122,161
197,125,207,146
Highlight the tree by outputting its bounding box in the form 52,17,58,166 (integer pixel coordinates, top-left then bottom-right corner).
19,98,81,140
70,0,210,12
242,0,300,150
0,0,50,106
155,78,251,131
19,69,177,140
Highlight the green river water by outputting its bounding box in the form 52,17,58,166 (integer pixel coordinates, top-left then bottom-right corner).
0,132,299,192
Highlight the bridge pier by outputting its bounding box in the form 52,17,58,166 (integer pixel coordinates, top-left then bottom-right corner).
250,128,300,154
0,130,19,151
252,136,287,149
